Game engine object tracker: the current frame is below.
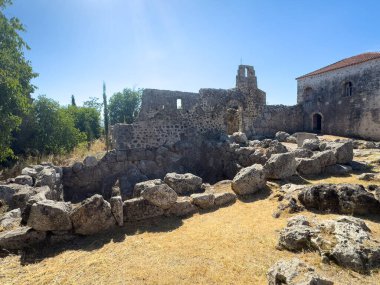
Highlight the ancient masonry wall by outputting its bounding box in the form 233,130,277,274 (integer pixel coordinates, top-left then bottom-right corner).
297,58,380,140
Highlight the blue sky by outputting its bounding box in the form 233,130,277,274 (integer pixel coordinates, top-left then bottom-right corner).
5,0,380,106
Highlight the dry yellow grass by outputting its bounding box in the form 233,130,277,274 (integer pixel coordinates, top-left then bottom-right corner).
1,141,380,285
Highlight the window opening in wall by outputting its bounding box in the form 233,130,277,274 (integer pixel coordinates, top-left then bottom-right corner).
344,82,353,97
176,99,182,109
162,105,165,109
244,68,248,77
312,113,322,133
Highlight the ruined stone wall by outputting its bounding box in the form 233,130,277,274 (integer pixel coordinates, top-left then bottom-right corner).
252,105,304,137
297,58,380,140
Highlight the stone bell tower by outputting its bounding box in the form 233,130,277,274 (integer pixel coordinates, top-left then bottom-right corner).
236,65,258,93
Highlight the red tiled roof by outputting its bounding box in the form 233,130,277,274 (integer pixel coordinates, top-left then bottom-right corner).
296,52,380,79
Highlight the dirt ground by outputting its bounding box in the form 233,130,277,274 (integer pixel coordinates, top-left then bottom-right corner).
0,142,380,285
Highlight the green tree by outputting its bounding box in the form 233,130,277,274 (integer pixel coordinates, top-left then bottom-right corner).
109,88,142,125
103,82,109,151
67,105,101,142
31,96,86,154
0,0,37,161
71,94,76,106
83,96,103,113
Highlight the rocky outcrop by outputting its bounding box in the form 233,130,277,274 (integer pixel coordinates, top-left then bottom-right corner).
298,184,380,215
164,173,203,195
70,195,115,235
140,182,177,209
264,152,297,179
277,216,380,272
123,197,164,222
27,200,72,231
231,164,266,195
267,258,333,285
190,193,215,209
0,227,46,250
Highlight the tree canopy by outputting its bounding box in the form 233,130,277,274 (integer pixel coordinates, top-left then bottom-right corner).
0,0,37,161
109,88,142,125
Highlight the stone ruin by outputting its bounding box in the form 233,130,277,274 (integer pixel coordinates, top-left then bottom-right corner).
1,63,380,283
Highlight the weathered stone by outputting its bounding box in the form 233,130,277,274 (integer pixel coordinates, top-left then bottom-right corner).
190,193,215,209
70,194,115,235
110,196,123,226
133,179,163,197
230,132,248,144
164,173,203,195
141,183,177,209
214,192,236,206
278,224,319,251
312,150,336,167
275,131,290,142
0,209,21,230
21,166,39,178
302,139,320,151
0,184,26,206
358,173,380,181
296,133,318,147
123,197,164,222
83,156,98,167
27,200,72,231
231,164,266,195
267,258,333,285
296,157,322,175
264,152,297,179
321,141,353,164
0,227,46,250
72,162,83,173
291,148,313,158
298,184,380,215
14,175,33,186
287,215,310,227
166,196,197,217
35,167,56,189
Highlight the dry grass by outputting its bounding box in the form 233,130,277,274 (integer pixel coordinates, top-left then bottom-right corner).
0,139,106,180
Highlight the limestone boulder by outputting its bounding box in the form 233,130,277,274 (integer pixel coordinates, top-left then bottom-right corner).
296,133,318,147
110,196,123,226
14,175,33,186
141,183,177,209
214,192,236,206
264,152,297,179
298,184,380,215
230,132,248,144
302,139,320,151
231,164,266,195
324,164,352,175
291,148,313,158
21,166,40,178
166,196,197,217
0,184,28,207
70,194,115,235
278,224,319,251
296,157,322,175
321,141,353,164
35,167,56,189
190,193,215,209
164,173,203,195
0,209,21,230
267,258,333,285
274,131,290,142
312,150,336,168
0,227,46,250
27,200,72,231
123,197,164,222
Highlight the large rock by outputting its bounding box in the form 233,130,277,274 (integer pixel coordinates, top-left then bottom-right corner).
231,164,266,195
0,227,46,250
110,196,123,226
264,152,297,179
291,148,313,158
70,194,115,235
278,223,319,251
230,132,248,144
321,141,353,164
14,175,33,186
27,200,72,231
296,157,322,175
166,196,197,217
123,197,164,222
133,179,163,197
298,184,380,215
296,133,318,147
0,209,21,230
35,167,56,189
83,156,98,167
140,182,177,209
302,139,320,151
274,131,290,142
0,184,29,207
214,192,236,206
312,150,336,168
164,173,203,195
267,258,333,285
190,193,215,209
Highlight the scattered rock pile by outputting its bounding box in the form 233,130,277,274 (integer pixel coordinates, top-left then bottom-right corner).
277,215,380,272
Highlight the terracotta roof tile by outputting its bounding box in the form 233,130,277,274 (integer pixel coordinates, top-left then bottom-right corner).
296,52,380,79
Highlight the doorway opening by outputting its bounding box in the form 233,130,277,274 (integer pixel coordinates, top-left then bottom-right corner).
312,113,322,133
